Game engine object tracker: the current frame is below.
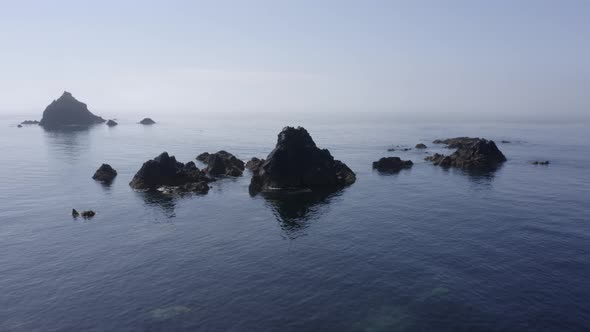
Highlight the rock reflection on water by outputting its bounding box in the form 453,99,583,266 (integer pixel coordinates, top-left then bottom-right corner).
259,190,342,238
42,125,92,157
137,191,177,219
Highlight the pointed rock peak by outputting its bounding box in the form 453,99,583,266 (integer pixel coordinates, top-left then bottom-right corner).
277,126,317,149
59,91,75,100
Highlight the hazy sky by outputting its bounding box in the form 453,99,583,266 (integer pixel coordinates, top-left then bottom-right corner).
1,0,589,121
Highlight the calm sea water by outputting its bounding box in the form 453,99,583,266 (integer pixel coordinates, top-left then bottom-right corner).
1,113,589,331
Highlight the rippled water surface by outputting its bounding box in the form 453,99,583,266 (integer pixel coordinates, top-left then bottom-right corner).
1,114,589,331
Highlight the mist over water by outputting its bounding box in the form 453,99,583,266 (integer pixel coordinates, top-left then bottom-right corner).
1,113,589,331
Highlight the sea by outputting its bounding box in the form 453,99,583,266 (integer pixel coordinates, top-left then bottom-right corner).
1,112,589,331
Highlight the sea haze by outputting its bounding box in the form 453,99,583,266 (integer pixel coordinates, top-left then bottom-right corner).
1,114,589,331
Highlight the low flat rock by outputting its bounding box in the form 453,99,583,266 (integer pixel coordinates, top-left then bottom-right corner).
373,157,413,173
139,118,156,125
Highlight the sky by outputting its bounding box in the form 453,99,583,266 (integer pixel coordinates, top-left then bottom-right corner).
1,0,589,121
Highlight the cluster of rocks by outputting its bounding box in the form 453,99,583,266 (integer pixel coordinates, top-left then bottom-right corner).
249,127,356,194
72,209,96,219
129,152,212,194
373,157,413,173
196,151,245,177
427,137,506,168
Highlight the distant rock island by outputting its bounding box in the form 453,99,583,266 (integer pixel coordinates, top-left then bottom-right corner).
427,137,506,168
373,157,414,173
139,118,156,125
39,92,105,128
106,119,118,127
249,126,356,194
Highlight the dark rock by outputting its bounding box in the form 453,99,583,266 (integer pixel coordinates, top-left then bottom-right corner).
531,160,550,165
249,126,356,193
415,143,428,149
21,120,40,125
72,209,80,218
387,148,411,152
372,157,413,173
81,210,96,218
501,140,511,144
197,151,245,176
426,139,506,169
129,152,211,192
139,118,156,125
433,137,480,149
17,124,22,128
39,91,105,128
92,164,118,183
196,152,210,163
245,157,265,172
106,119,118,127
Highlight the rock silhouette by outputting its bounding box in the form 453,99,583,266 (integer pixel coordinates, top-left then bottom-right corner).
106,119,118,127
373,157,414,173
426,138,506,169
197,151,245,176
39,91,105,128
130,152,211,194
249,126,356,193
139,118,156,125
415,143,427,149
92,164,118,183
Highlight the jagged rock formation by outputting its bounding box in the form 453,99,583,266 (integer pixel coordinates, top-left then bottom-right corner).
92,164,118,183
196,151,245,177
373,157,413,173
249,126,356,193
39,91,105,128
433,137,480,149
139,118,156,125
129,152,211,194
245,157,265,172
106,119,118,127
426,138,506,168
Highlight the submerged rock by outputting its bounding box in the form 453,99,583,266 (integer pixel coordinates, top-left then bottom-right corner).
106,119,118,127
139,118,156,125
531,160,550,165
433,137,480,149
129,152,211,193
39,91,105,128
245,157,265,172
373,157,413,173
249,126,356,193
92,164,118,183
21,120,40,125
415,143,428,149
426,138,506,169
81,210,96,218
197,151,245,177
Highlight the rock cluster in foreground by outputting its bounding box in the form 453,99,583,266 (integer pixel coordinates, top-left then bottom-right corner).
426,138,506,168
373,157,414,173
93,164,118,183
39,91,105,128
129,152,211,194
196,151,245,176
249,126,356,193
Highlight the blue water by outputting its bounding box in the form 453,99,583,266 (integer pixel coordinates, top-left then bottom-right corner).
1,114,589,331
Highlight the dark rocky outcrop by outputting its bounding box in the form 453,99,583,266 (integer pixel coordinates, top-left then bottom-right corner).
17,124,22,128
433,137,480,149
139,118,156,125
129,152,211,194
249,126,356,193
426,138,506,169
372,157,413,173
39,91,105,128
72,209,80,218
415,143,428,149
81,210,96,218
245,157,265,172
531,160,550,165
106,119,118,127
21,120,40,125
196,151,245,176
92,164,118,183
